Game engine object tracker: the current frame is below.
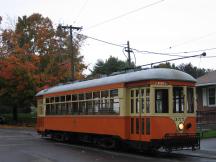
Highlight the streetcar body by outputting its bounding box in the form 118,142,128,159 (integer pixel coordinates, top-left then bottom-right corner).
36,68,200,151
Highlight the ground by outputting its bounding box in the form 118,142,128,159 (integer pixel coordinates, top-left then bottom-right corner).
0,127,215,162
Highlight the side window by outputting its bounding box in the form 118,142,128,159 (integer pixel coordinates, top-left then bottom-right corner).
79,93,86,114
66,95,71,101
55,96,59,103
67,102,73,114
141,89,144,113
46,104,50,115
146,88,150,113
135,90,139,113
72,94,79,114
86,92,93,114
44,89,120,116
155,89,168,113
93,92,100,114
187,88,194,113
50,97,54,103
173,87,184,113
46,98,50,104
60,96,65,102
101,90,109,114
130,90,134,113
110,89,119,114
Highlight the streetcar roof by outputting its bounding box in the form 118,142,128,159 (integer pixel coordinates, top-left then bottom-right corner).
36,68,196,96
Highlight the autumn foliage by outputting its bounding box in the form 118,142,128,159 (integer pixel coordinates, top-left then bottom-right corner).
0,13,86,121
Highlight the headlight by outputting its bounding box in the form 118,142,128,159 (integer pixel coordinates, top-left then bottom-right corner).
178,123,184,131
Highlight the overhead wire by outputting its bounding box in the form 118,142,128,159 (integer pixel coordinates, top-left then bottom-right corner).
79,34,183,57
137,53,206,68
74,0,89,24
76,33,216,69
131,48,185,57
122,47,137,65
79,33,216,57
80,34,125,48
202,55,216,58
132,51,136,65
161,31,216,51
122,47,128,59
86,0,165,30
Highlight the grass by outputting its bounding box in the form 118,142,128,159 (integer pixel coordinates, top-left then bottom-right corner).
199,130,216,139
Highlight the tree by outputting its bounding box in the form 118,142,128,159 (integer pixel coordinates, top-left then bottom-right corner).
90,56,135,78
1,13,86,83
0,54,38,121
154,62,212,78
176,63,211,79
0,13,86,122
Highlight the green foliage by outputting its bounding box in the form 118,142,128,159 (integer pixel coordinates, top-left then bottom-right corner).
176,63,212,78
0,13,86,122
91,57,211,79
2,113,36,125
154,62,212,78
90,56,135,77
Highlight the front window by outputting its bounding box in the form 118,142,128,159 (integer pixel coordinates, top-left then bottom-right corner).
173,87,184,113
155,89,168,113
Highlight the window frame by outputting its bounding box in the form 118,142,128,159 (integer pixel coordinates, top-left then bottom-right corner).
44,89,120,116
155,88,169,113
208,87,216,106
173,87,184,113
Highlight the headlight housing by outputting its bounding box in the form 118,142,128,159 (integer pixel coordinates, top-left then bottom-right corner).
178,123,184,131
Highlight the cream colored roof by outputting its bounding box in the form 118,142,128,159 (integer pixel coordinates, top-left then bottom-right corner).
36,68,196,96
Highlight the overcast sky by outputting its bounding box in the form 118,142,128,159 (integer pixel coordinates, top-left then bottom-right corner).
1,0,216,74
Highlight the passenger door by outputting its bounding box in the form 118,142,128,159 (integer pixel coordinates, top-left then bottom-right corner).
129,88,151,141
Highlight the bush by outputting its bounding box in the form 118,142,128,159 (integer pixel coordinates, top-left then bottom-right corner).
2,113,36,126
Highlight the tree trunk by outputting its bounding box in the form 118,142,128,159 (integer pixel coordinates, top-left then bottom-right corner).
12,105,18,123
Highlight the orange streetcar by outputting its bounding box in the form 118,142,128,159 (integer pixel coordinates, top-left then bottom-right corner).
36,68,200,151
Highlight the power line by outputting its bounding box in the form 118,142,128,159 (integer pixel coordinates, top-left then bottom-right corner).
133,47,216,56
202,55,216,58
81,34,124,48
132,51,136,65
132,48,184,57
80,34,182,56
137,52,206,68
86,0,165,30
74,0,89,24
79,34,216,57
170,47,216,54
161,31,216,51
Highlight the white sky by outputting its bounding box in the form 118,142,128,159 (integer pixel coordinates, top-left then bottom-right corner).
1,0,216,74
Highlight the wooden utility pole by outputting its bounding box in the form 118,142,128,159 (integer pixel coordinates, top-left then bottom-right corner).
59,25,82,81
125,41,133,67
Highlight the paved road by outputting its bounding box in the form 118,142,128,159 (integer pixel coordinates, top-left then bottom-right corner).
0,128,215,162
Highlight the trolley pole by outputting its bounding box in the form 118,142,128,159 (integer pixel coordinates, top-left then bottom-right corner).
125,41,133,67
59,25,82,81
